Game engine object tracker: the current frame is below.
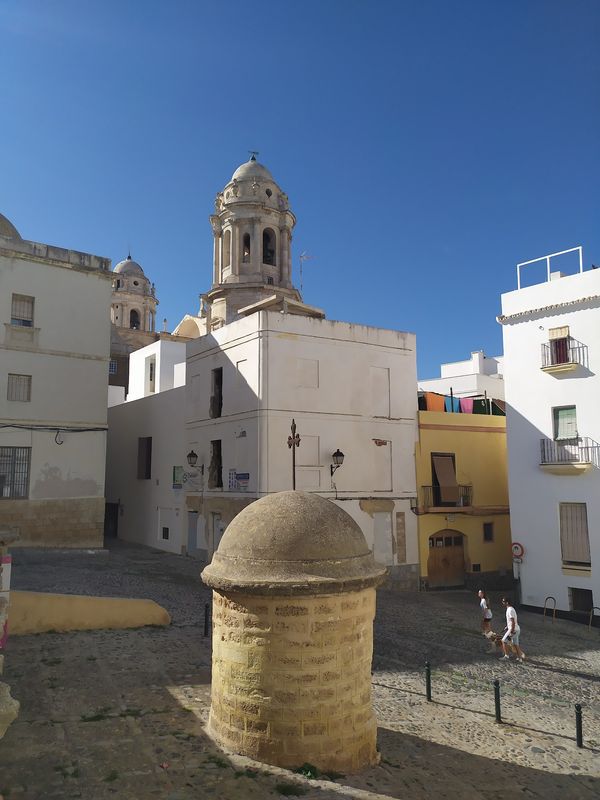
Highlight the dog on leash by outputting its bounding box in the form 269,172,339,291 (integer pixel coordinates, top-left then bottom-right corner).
483,630,504,651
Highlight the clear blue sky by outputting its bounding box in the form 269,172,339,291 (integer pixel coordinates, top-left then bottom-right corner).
1,0,599,378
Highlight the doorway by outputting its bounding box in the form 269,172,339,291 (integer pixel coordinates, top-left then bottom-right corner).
104,502,119,539
427,530,465,588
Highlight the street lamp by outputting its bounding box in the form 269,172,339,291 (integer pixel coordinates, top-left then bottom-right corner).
187,450,198,468
330,449,345,477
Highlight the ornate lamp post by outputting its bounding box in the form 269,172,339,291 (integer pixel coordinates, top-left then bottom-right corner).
287,419,301,490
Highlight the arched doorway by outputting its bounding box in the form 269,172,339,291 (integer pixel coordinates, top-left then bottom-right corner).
427,530,465,588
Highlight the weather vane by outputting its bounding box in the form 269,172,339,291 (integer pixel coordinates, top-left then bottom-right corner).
248,150,259,160
287,418,301,490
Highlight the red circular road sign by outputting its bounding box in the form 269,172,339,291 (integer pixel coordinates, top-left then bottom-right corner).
511,542,525,558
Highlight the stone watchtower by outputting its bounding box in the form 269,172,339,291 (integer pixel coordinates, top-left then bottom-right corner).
204,155,306,327
201,491,387,773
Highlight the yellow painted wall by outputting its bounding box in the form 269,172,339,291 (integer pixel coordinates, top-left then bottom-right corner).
416,411,512,579
8,591,170,635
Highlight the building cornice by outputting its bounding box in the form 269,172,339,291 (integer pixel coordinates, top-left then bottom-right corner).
0,239,112,278
497,294,600,325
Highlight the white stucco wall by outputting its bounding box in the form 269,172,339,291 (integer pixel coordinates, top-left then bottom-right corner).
128,339,187,400
185,312,419,573
500,268,600,612
419,351,505,398
0,238,111,510
105,386,187,554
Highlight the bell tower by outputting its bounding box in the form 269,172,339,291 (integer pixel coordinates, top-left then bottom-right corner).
203,155,320,327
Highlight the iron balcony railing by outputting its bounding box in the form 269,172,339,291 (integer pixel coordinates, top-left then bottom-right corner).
541,338,588,369
540,437,600,468
421,484,472,509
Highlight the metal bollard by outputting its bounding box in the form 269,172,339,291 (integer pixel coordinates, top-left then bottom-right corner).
575,704,583,748
425,661,432,701
494,679,502,723
203,602,210,638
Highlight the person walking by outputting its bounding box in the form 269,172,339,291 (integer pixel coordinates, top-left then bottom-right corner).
500,597,525,662
478,589,493,634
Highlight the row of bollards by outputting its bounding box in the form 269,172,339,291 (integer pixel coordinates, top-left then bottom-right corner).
424,662,585,747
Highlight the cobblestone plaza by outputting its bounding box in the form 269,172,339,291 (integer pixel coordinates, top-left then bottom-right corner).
1,542,599,799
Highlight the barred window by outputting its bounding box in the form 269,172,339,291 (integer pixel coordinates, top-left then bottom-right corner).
560,503,591,567
0,447,31,498
11,294,34,327
109,360,118,375
7,374,32,402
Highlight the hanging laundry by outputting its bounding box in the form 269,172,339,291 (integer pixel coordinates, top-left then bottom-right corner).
459,397,474,414
424,392,445,412
472,399,489,415
444,395,460,413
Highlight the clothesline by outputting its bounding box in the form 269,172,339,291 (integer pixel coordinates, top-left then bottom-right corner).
417,391,506,416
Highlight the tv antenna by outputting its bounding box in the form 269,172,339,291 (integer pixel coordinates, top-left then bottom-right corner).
299,251,315,295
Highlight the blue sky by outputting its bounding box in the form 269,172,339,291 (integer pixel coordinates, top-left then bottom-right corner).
1,0,599,378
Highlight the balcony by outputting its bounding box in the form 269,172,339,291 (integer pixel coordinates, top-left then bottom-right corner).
421,484,472,512
539,437,600,475
541,337,588,374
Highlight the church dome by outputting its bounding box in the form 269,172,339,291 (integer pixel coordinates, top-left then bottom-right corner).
231,157,274,183
114,254,145,277
0,214,21,240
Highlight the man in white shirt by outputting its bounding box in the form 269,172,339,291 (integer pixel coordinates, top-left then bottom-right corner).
500,597,526,662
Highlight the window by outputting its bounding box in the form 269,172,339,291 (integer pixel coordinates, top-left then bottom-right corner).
472,563,481,572
109,360,118,375
553,406,577,441
242,233,251,262
560,503,591,567
208,440,223,489
431,453,458,505
267,276,274,285
145,355,156,395
0,447,31,498
483,522,494,542
137,437,152,479
549,326,570,365
209,368,223,418
262,228,276,266
162,527,169,540
11,294,34,327
130,309,140,330
570,587,593,613
7,374,31,402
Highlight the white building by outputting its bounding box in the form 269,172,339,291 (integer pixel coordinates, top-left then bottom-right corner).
499,249,600,618
185,311,419,588
105,340,188,553
419,350,504,399
0,213,112,547
106,157,420,588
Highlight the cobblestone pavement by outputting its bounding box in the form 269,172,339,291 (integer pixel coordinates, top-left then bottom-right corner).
1,541,599,800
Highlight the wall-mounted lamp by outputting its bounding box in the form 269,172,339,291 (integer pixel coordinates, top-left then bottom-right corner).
187,450,198,468
409,496,420,515
330,449,345,477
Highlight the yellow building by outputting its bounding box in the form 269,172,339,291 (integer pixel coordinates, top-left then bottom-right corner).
415,409,512,589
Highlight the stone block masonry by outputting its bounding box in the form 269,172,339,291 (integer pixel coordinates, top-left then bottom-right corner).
0,498,104,547
209,587,379,772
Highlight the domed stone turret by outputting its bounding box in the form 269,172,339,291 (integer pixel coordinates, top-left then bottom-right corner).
202,491,386,773
0,214,22,240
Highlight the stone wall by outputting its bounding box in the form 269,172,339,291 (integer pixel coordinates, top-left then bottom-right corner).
385,563,420,592
209,587,379,772
0,498,104,548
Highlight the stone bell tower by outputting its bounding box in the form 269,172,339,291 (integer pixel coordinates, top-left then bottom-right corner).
203,155,322,328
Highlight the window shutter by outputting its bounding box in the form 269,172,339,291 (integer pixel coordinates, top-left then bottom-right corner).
560,503,591,566
555,407,577,440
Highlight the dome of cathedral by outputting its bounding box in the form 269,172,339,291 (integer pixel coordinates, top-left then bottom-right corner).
114,254,146,276
0,213,21,240
231,157,274,183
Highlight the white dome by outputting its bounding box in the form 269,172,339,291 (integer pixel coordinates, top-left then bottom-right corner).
231,157,274,182
114,255,145,276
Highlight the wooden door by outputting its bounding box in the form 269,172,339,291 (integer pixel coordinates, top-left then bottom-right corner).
427,531,465,588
